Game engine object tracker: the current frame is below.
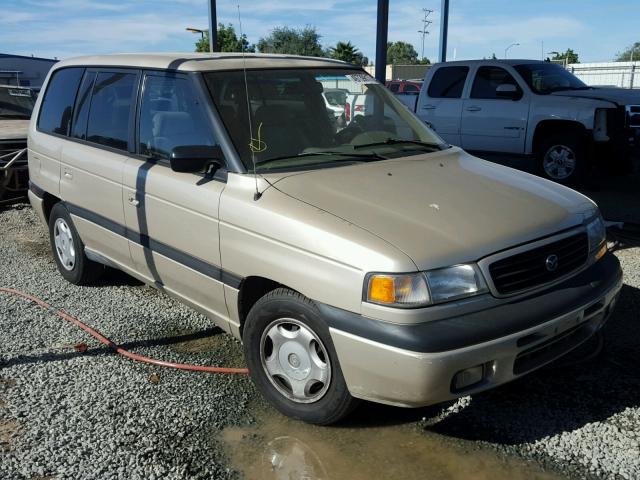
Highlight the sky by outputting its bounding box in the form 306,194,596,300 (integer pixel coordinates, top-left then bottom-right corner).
2,0,639,63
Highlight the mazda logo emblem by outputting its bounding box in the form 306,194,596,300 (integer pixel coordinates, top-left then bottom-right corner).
545,254,559,272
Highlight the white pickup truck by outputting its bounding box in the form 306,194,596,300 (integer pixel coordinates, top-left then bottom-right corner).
408,60,640,184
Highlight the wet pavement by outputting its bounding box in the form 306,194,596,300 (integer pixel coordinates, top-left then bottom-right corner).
222,406,562,480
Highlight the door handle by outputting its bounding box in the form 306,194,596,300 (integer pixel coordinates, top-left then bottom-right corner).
465,106,482,112
63,170,73,180
422,104,437,110
128,195,140,207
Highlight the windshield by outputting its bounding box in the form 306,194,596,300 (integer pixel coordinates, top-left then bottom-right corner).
0,86,36,119
205,69,446,172
514,63,588,95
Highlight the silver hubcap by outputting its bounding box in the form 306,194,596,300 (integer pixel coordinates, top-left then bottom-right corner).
543,145,577,180
54,218,76,271
260,319,331,403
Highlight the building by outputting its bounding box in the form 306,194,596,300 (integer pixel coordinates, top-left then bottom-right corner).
0,53,58,90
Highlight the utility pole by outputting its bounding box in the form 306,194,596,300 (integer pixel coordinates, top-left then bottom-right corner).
438,0,449,62
375,0,389,83
418,8,433,61
207,0,217,53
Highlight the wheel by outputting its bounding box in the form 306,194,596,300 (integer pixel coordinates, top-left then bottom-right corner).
48,203,104,285
536,133,588,185
243,288,359,424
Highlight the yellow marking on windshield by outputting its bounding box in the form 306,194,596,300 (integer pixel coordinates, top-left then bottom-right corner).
249,122,267,153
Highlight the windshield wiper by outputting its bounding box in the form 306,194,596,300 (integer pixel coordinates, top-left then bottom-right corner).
353,138,444,150
255,150,388,166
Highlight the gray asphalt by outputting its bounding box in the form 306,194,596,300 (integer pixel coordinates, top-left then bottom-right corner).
1,203,639,479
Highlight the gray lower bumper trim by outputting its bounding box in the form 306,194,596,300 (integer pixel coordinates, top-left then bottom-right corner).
319,252,622,353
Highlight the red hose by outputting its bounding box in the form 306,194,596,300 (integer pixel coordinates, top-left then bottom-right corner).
0,287,249,375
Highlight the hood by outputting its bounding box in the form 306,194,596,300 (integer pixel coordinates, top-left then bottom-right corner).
550,87,640,106
271,149,596,270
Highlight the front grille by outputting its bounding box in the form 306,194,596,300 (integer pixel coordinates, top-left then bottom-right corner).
489,232,588,295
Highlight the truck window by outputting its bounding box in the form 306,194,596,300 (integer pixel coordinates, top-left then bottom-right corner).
470,66,521,99
403,84,419,93
139,74,216,160
86,72,137,151
427,66,469,98
37,68,84,136
388,83,400,93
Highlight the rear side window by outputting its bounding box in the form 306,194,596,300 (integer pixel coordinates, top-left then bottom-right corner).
86,72,137,151
427,66,469,98
37,68,84,135
388,83,399,93
139,74,216,160
70,71,96,140
471,66,521,99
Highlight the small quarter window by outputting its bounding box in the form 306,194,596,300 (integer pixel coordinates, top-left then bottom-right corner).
427,66,469,98
86,71,137,151
37,67,84,136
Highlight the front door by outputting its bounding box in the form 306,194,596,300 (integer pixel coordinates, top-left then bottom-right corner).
121,71,230,328
460,66,530,154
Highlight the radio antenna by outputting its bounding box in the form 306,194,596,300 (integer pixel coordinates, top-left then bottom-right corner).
237,4,261,201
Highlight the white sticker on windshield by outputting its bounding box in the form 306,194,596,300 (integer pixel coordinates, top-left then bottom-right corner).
346,73,378,85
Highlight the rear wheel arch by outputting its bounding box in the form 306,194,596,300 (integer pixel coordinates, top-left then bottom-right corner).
42,192,61,223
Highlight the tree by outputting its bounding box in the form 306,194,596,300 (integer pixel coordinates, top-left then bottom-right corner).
195,23,254,53
328,41,368,66
551,48,579,64
257,26,324,57
615,41,640,61
387,41,419,65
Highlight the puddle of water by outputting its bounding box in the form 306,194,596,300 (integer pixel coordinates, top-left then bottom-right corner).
222,410,561,480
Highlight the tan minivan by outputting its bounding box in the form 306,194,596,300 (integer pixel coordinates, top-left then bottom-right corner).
28,53,622,424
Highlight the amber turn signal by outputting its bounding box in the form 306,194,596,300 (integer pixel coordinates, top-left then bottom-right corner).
368,276,395,304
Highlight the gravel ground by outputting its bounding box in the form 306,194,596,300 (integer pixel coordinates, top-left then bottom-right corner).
1,202,639,480
0,204,253,479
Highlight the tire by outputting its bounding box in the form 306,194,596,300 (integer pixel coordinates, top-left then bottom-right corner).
243,288,359,425
536,133,588,185
48,202,104,285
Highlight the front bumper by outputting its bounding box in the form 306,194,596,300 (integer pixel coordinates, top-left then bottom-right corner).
325,252,623,407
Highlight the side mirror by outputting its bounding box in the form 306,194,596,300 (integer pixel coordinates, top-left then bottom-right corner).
169,145,224,173
496,84,520,100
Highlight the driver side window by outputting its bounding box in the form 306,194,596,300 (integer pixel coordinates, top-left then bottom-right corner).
139,74,217,160
470,66,521,100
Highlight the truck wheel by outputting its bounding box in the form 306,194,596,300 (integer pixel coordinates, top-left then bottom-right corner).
536,133,587,185
243,288,359,425
48,203,104,285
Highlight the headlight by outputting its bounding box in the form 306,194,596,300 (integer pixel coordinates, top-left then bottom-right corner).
425,264,488,303
365,264,487,308
586,215,606,251
586,214,607,259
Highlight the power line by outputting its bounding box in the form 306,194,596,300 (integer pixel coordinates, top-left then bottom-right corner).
418,8,433,60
